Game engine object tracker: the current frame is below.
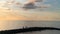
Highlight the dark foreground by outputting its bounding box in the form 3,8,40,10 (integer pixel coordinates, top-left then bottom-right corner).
0,27,60,34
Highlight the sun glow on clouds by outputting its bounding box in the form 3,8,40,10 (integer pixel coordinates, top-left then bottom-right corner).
0,1,6,8
0,8,60,21
0,0,60,21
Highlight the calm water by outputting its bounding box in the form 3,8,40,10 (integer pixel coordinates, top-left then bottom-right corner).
0,21,60,30
0,21,60,34
14,21,60,34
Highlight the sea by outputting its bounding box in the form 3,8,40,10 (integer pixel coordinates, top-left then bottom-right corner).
15,21,60,34
0,20,60,34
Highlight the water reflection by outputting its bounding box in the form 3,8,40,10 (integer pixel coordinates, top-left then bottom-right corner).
0,21,60,31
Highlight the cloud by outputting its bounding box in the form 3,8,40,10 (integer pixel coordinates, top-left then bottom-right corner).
34,0,51,8
0,1,6,8
39,4,51,8
35,0,43,2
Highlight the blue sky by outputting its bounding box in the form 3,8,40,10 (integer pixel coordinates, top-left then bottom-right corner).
0,0,60,20
43,0,60,11
19,0,60,12
0,0,60,12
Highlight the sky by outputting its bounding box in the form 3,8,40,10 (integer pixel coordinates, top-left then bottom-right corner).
0,0,60,11
15,0,59,12
0,0,60,20
43,0,60,11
